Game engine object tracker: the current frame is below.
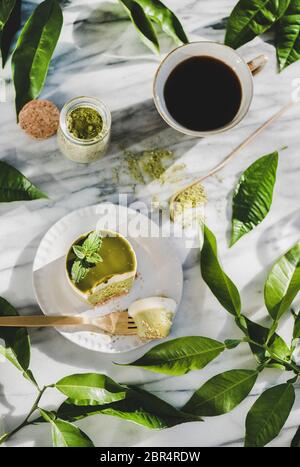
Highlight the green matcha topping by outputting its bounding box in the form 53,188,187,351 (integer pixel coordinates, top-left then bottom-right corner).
67,232,136,293
67,106,103,140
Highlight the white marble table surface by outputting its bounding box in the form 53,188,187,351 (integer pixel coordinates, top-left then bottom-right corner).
1,0,300,447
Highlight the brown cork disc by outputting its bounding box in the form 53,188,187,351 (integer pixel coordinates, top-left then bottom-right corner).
19,99,60,139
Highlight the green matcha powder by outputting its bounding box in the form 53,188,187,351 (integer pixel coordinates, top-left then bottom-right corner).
67,106,103,140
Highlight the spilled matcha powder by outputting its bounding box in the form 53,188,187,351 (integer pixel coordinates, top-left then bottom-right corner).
170,183,207,223
175,183,207,209
125,148,173,183
67,107,103,140
125,151,144,184
141,149,173,179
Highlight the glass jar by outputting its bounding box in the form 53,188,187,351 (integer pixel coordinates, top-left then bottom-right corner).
57,96,111,163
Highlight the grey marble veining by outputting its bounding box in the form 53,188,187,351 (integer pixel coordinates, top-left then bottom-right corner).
0,0,300,447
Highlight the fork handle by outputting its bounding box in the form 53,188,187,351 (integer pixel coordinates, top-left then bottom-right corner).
0,316,84,327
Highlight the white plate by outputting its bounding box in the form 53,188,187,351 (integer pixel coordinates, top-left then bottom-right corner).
33,203,183,353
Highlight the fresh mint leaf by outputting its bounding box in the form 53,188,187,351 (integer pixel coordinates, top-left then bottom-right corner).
71,260,89,284
82,231,102,253
85,252,103,264
73,245,85,259
72,245,85,260
71,231,103,284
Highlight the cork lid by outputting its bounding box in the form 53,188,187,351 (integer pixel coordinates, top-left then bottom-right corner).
19,99,60,139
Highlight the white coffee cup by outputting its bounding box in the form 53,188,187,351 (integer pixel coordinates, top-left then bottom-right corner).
153,42,267,137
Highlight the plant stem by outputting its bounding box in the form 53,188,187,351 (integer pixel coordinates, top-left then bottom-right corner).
243,338,300,374
0,386,48,445
266,320,279,345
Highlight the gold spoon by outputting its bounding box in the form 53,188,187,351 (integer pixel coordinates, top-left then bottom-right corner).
169,101,295,221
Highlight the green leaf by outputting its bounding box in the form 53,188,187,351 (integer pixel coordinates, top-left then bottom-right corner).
0,1,16,34
39,409,94,447
12,0,63,115
119,0,188,54
293,313,300,339
224,339,242,349
231,152,278,246
244,317,271,361
245,383,295,447
0,433,9,444
201,225,241,316
58,387,202,429
244,317,291,363
119,336,225,375
267,334,291,361
71,232,103,283
23,369,39,388
184,370,258,417
85,252,103,264
0,0,21,67
72,245,85,260
291,426,300,447
71,260,88,284
82,231,102,253
225,0,290,49
119,0,159,53
0,297,30,372
55,373,128,406
277,0,300,71
134,0,188,44
265,241,300,321
0,161,48,202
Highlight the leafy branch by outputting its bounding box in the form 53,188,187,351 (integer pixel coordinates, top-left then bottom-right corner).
1,222,300,447
120,225,300,447
225,0,300,72
0,299,203,446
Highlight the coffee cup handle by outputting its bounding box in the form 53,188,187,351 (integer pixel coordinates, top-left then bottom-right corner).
247,54,268,75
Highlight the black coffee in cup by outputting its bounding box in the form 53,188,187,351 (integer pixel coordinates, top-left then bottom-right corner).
163,56,242,132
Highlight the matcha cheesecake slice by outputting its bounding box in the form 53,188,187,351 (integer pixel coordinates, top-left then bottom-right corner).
129,297,176,340
66,230,137,305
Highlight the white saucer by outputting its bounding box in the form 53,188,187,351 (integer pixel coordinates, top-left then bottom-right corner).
32,203,183,353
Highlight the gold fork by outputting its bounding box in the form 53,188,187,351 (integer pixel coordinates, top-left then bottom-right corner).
0,311,137,336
